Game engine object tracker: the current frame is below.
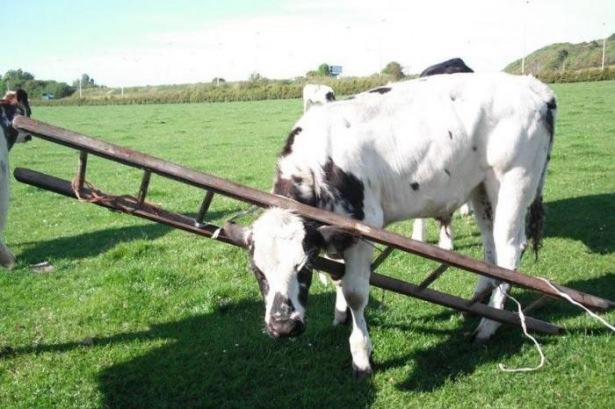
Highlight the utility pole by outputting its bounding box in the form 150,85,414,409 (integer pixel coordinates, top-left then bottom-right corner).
79,76,82,98
121,86,124,98
602,23,607,71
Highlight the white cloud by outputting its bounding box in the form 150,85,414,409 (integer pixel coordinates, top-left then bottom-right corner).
21,0,615,87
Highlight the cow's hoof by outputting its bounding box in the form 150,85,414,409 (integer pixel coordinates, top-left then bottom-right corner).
352,364,373,381
469,329,491,346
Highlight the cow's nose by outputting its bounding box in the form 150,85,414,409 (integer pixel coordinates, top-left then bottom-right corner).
267,317,305,338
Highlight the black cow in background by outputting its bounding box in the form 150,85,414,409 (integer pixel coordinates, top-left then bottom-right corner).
420,57,473,77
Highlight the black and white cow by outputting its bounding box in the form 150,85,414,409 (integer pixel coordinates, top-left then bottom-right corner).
412,58,475,250
224,73,556,378
303,84,335,112
0,90,32,268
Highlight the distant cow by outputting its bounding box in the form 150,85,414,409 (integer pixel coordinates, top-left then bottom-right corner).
412,58,474,250
303,84,335,112
225,73,556,378
0,90,32,268
420,57,474,77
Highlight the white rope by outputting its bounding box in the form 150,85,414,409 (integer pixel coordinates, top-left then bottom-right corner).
498,292,546,373
538,277,615,332
210,205,259,241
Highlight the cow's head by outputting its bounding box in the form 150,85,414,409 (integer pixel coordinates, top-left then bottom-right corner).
1,89,32,149
224,208,333,338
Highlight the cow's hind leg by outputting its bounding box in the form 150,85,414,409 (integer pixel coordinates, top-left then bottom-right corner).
473,174,532,342
342,240,374,379
468,182,497,304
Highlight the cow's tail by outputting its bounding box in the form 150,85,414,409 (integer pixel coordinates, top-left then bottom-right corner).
527,97,556,260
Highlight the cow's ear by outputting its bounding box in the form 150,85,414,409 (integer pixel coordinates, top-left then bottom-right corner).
223,221,252,248
15,90,31,116
317,225,358,252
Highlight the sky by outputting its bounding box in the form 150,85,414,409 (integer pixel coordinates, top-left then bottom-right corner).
4,0,614,87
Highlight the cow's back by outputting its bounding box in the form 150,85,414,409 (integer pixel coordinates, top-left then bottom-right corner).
280,73,555,224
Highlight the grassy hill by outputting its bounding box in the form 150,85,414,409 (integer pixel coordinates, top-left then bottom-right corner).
505,33,615,75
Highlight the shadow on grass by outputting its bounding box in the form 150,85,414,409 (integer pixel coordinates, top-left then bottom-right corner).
5,294,376,409
545,193,614,254
3,274,612,405
15,209,241,264
379,273,614,393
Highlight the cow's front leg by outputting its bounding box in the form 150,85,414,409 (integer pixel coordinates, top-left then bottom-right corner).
342,240,374,379
333,279,349,325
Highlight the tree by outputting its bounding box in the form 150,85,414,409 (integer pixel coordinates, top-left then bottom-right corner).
73,73,97,89
249,72,263,82
382,61,404,80
3,69,35,89
318,63,331,77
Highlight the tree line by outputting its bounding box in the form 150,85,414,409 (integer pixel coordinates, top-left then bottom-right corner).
1,69,99,99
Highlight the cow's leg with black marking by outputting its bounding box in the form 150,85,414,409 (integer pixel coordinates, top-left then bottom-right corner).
468,182,497,305
473,171,539,342
341,239,374,378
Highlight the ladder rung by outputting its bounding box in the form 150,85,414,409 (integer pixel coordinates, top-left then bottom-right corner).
76,151,88,191
371,246,394,270
418,264,449,289
136,170,152,207
522,295,553,314
194,190,215,227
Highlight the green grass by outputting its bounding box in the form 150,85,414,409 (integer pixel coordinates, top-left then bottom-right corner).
1,82,614,409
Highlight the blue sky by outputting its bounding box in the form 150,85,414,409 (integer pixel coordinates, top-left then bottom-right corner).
4,0,614,87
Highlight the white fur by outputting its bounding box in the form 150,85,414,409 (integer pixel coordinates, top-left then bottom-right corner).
302,84,335,112
255,73,555,374
251,209,308,325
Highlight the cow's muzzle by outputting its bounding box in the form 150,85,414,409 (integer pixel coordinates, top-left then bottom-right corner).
267,292,305,338
267,317,305,338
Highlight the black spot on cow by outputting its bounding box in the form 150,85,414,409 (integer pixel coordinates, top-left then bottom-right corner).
444,169,451,176
545,98,556,143
369,87,391,95
472,146,477,152
0,104,19,150
249,258,269,298
273,169,317,207
280,127,302,157
448,130,453,139
325,92,336,102
296,267,312,307
410,182,420,191
322,157,365,220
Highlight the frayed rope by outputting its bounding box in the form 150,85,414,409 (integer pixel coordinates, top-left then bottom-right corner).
498,293,546,372
498,277,614,373
538,277,615,332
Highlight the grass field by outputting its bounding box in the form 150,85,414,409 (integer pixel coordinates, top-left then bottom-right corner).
1,81,614,408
